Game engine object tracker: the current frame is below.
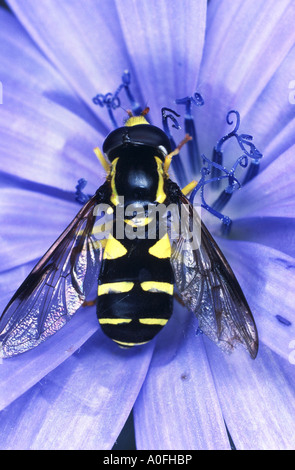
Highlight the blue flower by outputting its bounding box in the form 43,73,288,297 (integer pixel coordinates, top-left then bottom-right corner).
0,0,295,450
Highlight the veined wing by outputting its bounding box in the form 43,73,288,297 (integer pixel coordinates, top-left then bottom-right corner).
166,181,258,358
0,182,111,358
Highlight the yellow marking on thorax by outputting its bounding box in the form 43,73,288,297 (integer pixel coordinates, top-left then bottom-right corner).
139,318,168,326
148,233,171,258
125,115,149,127
99,318,132,325
154,156,166,203
140,281,174,295
98,281,134,296
103,234,127,260
110,157,120,206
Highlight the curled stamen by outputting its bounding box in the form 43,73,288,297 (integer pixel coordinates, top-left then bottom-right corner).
214,110,263,189
212,110,241,189
176,92,205,109
226,109,240,134
93,70,142,128
175,93,204,175
192,92,205,107
162,107,181,133
215,110,241,153
92,91,121,128
92,73,264,237
190,151,251,232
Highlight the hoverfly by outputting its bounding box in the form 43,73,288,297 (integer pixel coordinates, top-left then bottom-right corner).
0,110,258,359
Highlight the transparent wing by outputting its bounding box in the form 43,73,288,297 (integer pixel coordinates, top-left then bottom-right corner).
0,183,110,358
167,183,258,358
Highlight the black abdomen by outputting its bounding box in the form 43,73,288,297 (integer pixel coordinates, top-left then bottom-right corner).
96,227,174,347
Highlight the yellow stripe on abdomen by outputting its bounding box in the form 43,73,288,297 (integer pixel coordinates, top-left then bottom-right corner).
99,318,132,325
98,281,134,295
139,318,168,326
140,281,174,295
113,339,149,347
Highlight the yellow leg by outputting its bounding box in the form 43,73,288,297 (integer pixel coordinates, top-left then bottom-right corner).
163,134,192,174
93,147,110,173
181,180,198,196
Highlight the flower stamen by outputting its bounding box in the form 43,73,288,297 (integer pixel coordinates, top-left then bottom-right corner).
188,110,262,233
91,72,263,235
189,152,251,233
213,110,263,190
92,70,142,128
175,93,204,175
75,178,91,204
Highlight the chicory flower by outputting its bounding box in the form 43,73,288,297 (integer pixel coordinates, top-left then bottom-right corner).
0,0,295,450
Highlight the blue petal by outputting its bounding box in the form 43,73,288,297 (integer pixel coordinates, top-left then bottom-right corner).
134,304,231,450
7,0,143,122
204,338,295,450
228,216,295,258
0,331,154,449
7,0,207,129
197,0,295,157
0,8,102,130
0,188,81,271
116,0,207,127
0,302,99,411
226,144,295,220
0,82,106,191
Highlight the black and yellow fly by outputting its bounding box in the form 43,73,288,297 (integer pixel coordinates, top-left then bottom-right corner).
0,111,258,359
